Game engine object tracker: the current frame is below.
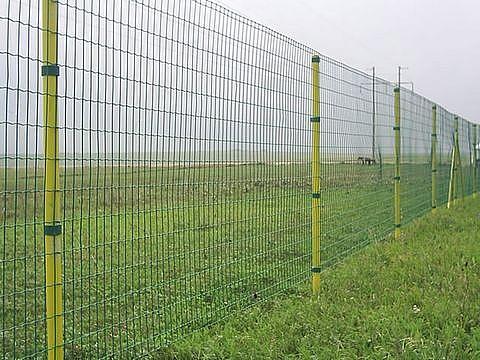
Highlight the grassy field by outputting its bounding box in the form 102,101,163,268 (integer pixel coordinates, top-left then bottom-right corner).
163,196,480,359
0,161,473,357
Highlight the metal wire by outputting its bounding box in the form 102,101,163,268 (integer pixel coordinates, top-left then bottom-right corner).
0,0,478,358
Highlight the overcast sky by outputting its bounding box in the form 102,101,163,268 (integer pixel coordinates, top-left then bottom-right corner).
218,0,480,124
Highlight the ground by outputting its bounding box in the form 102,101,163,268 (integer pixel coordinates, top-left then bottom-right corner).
163,197,480,359
0,162,474,357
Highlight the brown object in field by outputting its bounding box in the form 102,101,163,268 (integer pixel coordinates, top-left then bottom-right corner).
357,156,377,165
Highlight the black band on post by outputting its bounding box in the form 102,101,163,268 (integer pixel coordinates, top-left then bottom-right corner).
310,116,321,123
312,193,320,199
312,55,320,63
394,223,401,228
393,126,400,131
311,267,321,273
44,224,62,236
394,176,400,180
41,64,60,77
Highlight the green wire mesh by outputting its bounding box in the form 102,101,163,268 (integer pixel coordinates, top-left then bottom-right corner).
1,0,479,358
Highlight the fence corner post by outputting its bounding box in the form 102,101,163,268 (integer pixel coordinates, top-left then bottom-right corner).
393,87,401,239
311,55,321,295
431,104,437,212
42,0,64,358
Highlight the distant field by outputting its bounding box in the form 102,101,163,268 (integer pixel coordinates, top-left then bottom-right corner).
0,161,470,357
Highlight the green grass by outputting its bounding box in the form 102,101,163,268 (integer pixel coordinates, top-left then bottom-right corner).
162,196,480,359
0,162,474,357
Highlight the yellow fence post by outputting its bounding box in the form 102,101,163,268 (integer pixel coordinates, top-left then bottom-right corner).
311,55,321,295
447,146,456,208
459,133,465,201
454,116,465,202
431,105,437,212
42,0,63,358
447,116,459,208
474,124,478,197
393,87,401,239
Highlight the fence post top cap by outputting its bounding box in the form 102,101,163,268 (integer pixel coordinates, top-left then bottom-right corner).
312,55,320,63
432,104,437,110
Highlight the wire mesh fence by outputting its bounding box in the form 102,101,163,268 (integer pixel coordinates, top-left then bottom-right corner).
0,0,479,358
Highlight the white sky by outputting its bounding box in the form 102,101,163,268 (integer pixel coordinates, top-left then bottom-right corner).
218,0,480,123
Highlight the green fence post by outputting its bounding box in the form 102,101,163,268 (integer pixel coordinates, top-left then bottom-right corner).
394,87,401,239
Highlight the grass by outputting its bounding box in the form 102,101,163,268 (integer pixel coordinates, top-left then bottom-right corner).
162,196,480,359
0,162,474,357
